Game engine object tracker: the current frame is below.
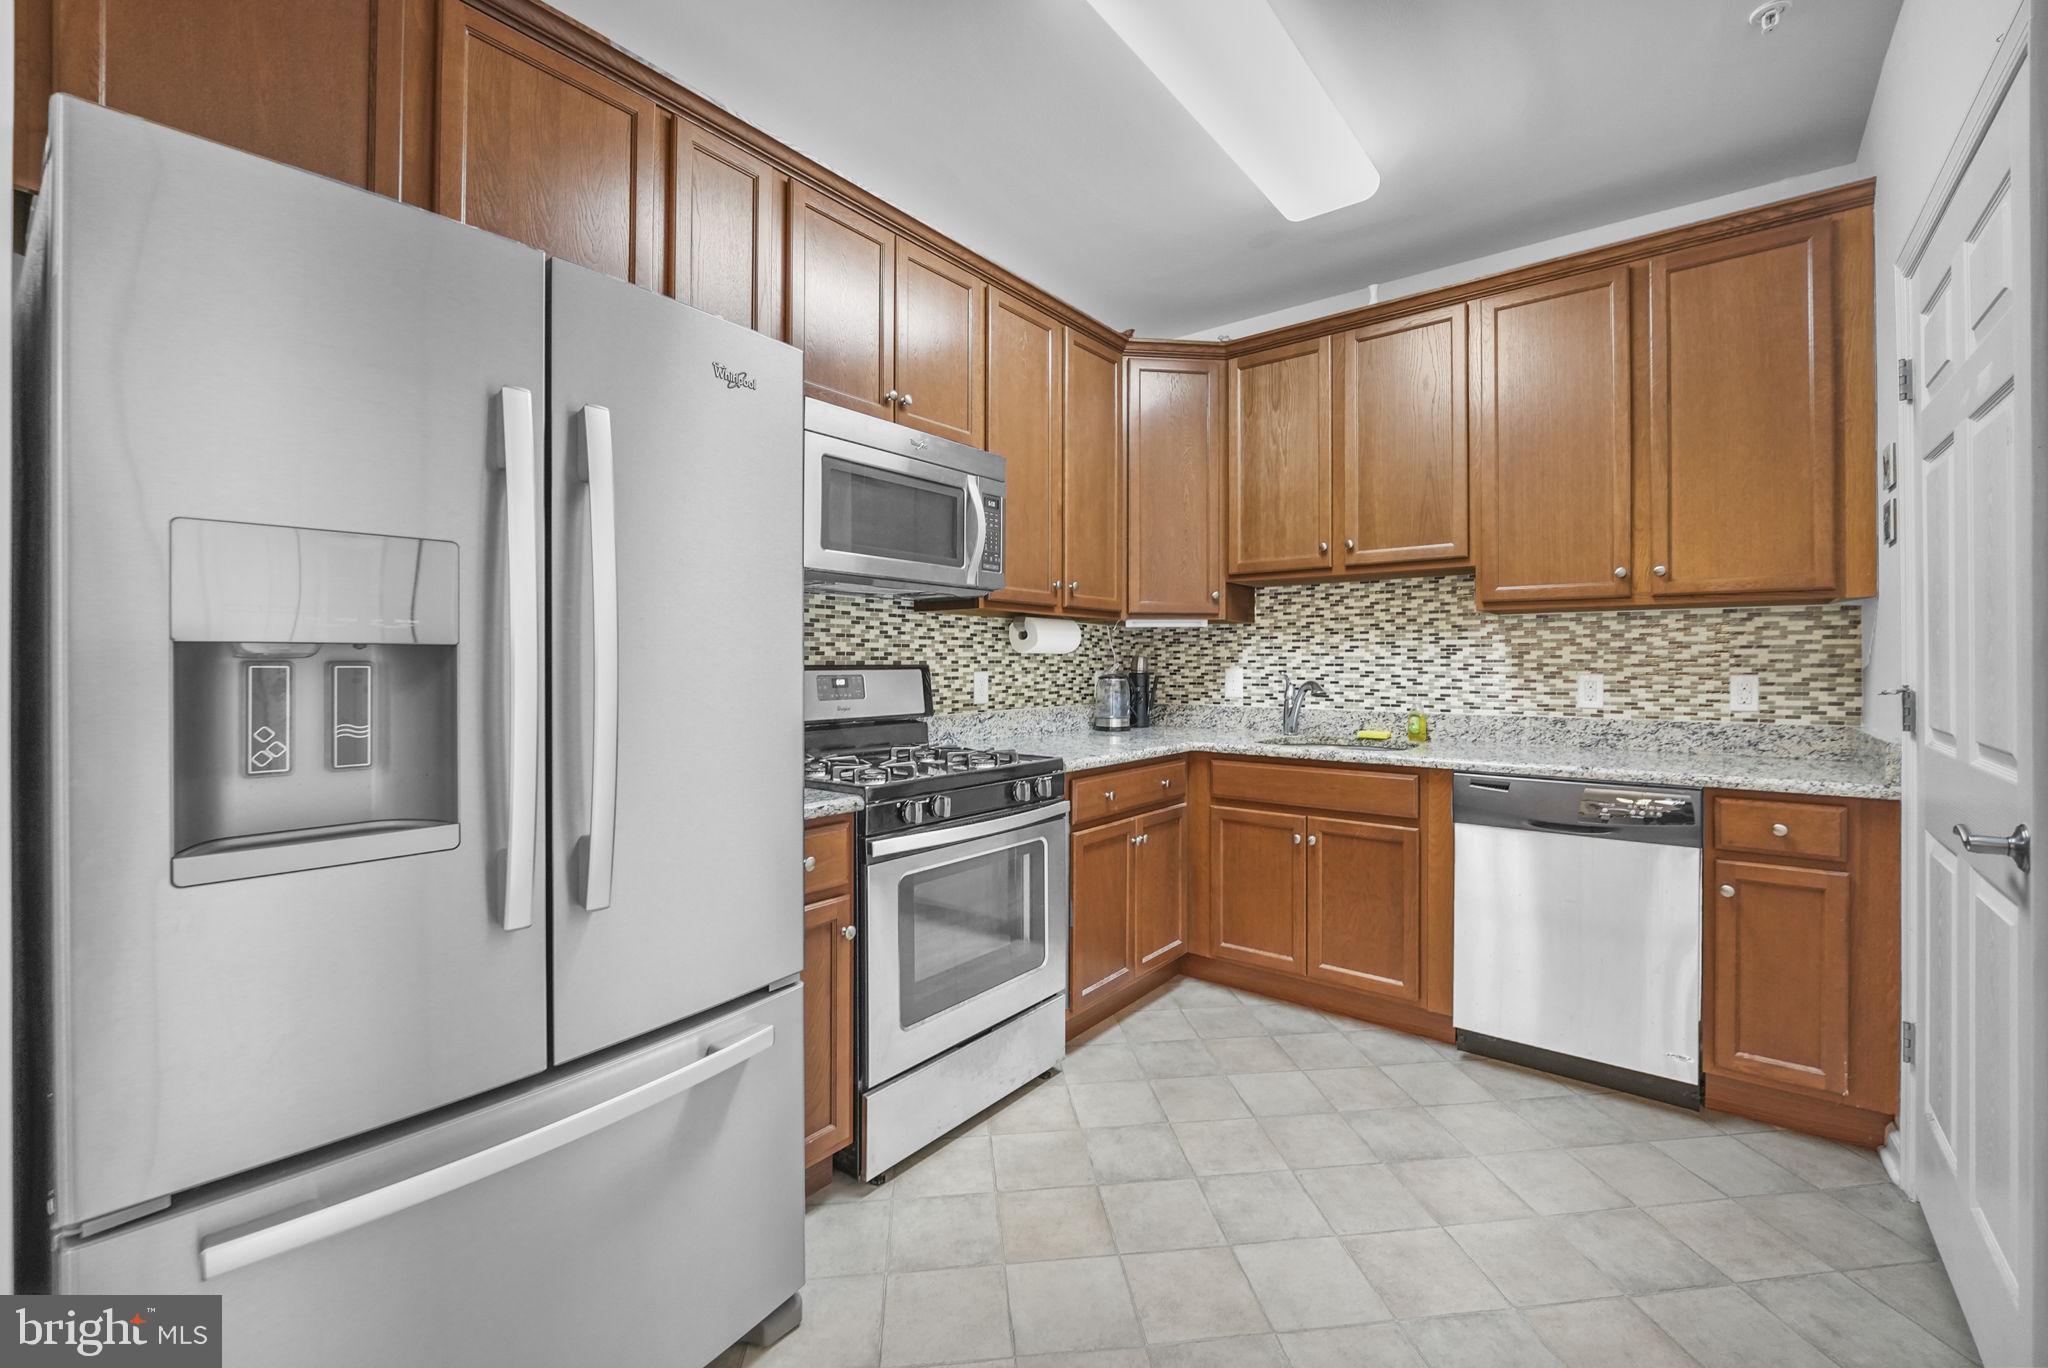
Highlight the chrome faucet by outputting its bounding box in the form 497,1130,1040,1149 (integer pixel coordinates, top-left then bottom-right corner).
1280,673,1329,734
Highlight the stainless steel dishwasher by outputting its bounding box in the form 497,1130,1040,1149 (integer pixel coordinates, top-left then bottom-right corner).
1451,773,1704,1107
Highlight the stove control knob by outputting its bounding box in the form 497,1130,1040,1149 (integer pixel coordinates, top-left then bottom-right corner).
1033,775,1057,801
897,800,926,827
1008,779,1032,803
926,794,952,821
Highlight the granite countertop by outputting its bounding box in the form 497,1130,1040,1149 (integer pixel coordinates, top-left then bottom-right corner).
803,788,863,820
926,705,1901,801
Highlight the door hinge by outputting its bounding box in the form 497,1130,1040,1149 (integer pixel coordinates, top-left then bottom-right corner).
1880,684,1916,737
1901,1020,1916,1065
1897,359,1914,402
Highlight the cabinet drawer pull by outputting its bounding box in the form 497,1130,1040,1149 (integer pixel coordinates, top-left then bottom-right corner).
803,855,817,872
1104,789,1116,801
1771,823,1789,837
839,924,857,941
1719,884,1735,898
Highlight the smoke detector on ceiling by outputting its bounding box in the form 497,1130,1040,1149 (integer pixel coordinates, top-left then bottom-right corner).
1748,2,1790,35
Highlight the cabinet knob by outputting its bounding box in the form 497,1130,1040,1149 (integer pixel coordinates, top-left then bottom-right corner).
1130,833,1140,845
1293,832,1303,845
1160,778,1171,788
1052,579,1062,591
1771,822,1789,837
1653,564,1669,577
883,389,899,404
1319,541,1329,554
1308,834,1319,846
1068,580,1079,591
1613,566,1629,579
1104,790,1116,801
803,855,817,872
1344,539,1356,551
899,392,914,408
1719,884,1736,898
840,923,858,941
1210,590,1222,603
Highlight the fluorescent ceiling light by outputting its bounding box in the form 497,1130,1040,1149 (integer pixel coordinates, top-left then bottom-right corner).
1083,0,1379,221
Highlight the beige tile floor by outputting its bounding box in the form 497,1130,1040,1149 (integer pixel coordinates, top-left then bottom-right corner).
731,977,1978,1368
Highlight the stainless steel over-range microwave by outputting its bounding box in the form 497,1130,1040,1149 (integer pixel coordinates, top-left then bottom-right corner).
803,398,1006,598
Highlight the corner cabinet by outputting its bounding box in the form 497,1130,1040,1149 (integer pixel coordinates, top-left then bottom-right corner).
801,817,857,1176
1702,792,1899,1146
1066,762,1191,1031
1228,337,1333,576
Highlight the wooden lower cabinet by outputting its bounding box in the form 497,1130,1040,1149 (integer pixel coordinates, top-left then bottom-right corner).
1306,816,1421,1001
1132,805,1189,969
802,816,856,1172
1070,820,1136,1008
1209,805,1307,974
1709,859,1851,1094
1067,763,1194,1030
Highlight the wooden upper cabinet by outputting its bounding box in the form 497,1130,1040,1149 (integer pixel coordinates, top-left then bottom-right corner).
984,290,1063,612
1336,305,1470,569
1709,858,1852,1096
1071,821,1135,1009
1649,220,1837,597
788,183,896,420
1062,332,1127,616
1127,355,1227,617
1209,805,1306,974
436,3,661,285
1305,816,1421,1001
1473,265,1635,605
1229,337,1333,575
1132,805,1189,970
672,114,784,336
27,0,411,195
894,241,985,446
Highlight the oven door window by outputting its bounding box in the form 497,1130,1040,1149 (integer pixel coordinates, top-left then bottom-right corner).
819,456,966,568
897,841,1047,1027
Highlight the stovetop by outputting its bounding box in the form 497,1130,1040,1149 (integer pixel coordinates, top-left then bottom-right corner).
804,743,1063,798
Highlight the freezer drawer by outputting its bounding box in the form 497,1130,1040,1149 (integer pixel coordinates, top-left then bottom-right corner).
57,987,803,1368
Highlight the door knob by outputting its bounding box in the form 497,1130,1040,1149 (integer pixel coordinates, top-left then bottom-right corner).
840,924,858,941
1954,822,2031,873
1719,884,1735,898
1613,566,1629,579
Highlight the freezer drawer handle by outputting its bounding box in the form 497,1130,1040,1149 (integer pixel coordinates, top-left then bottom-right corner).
495,386,541,931
197,1021,775,1281
579,405,621,911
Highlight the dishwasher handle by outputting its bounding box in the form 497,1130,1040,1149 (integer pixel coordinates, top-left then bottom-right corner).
1525,818,1623,836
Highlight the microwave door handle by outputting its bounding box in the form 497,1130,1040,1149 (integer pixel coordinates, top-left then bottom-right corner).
965,475,988,574
494,386,540,931
579,405,620,911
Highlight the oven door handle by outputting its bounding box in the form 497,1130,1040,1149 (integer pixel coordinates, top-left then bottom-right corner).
867,801,1070,861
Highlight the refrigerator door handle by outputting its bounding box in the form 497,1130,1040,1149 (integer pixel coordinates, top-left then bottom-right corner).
197,1020,776,1280
494,386,541,931
579,404,620,911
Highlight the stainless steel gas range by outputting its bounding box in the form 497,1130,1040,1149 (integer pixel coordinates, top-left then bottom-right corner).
804,666,1069,1179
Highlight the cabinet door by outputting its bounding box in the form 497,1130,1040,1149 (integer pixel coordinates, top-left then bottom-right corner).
1337,305,1469,568
37,0,408,196
672,115,784,337
984,290,1064,611
1209,806,1306,974
1649,220,1837,597
1229,337,1333,574
436,2,662,285
1062,332,1128,615
1127,355,1227,617
1708,859,1852,1095
802,894,855,1166
1071,820,1135,1009
787,184,895,419
1305,817,1420,1001
1473,266,1634,604
1133,805,1189,970
894,241,986,447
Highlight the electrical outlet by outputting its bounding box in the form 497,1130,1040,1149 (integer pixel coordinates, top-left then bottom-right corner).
1730,674,1761,713
972,671,990,707
1223,665,1246,701
1575,674,1604,710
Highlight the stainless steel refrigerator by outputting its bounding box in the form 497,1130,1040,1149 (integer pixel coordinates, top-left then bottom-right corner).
14,97,804,1366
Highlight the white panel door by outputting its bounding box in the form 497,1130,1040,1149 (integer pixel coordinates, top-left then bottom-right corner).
1900,33,2039,1366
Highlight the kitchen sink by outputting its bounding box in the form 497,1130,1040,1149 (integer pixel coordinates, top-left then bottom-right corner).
1256,735,1417,751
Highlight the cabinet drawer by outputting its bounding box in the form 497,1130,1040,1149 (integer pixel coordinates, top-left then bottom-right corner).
1714,797,1849,863
803,818,853,899
1212,760,1418,820
1070,760,1189,826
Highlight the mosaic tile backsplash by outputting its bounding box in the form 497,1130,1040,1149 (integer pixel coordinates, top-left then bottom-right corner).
804,573,1864,724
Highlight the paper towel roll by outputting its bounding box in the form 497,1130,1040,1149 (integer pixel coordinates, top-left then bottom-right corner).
1008,616,1083,655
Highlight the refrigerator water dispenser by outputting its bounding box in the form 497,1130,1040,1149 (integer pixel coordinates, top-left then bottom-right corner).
169,519,462,886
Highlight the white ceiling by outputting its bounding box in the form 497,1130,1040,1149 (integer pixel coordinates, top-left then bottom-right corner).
572,0,1903,338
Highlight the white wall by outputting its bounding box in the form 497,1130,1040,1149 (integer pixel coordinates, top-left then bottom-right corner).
1181,163,1865,341
1854,0,2024,740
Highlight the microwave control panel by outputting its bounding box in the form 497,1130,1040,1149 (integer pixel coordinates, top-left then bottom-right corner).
979,494,1003,574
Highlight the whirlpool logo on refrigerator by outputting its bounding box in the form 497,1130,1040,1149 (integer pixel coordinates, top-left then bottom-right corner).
711,362,757,391
3,1297,220,1364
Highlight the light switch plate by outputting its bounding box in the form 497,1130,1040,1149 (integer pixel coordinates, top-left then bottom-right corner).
1575,674,1604,711
972,671,990,707
1730,674,1761,713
